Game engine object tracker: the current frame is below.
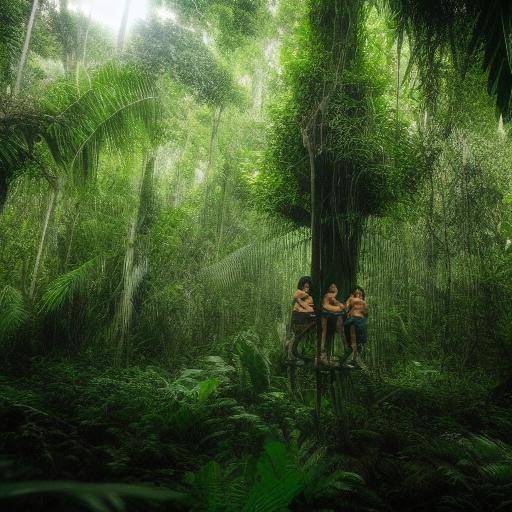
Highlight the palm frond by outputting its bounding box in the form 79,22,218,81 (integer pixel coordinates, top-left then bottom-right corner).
42,63,159,179
0,285,29,340
0,480,188,511
200,227,310,289
39,257,99,314
388,0,512,115
0,97,45,209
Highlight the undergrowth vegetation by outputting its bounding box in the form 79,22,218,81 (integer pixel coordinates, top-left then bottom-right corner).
1,333,511,510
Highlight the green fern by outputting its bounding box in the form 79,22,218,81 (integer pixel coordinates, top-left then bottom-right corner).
188,460,224,512
240,441,302,512
233,332,270,395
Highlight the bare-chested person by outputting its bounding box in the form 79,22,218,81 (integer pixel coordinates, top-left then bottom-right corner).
319,283,345,365
287,276,316,360
343,286,368,366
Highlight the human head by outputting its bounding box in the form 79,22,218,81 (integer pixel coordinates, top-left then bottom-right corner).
297,276,312,293
351,286,365,299
327,283,338,295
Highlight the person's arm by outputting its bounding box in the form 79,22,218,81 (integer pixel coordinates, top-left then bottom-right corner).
326,295,343,312
293,291,310,309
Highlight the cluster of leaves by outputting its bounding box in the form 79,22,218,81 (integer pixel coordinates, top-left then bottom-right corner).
259,1,423,223
157,0,268,52
131,18,242,107
0,0,27,86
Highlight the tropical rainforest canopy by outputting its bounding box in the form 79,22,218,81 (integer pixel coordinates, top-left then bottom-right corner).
1,0,512,510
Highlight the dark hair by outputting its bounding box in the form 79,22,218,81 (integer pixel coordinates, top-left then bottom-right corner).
351,286,365,299
325,283,338,294
297,276,312,291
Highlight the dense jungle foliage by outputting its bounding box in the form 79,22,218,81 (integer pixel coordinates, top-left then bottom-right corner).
1,0,512,511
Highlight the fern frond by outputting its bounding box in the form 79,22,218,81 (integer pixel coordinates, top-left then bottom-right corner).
234,332,270,394
242,441,303,512
191,460,224,512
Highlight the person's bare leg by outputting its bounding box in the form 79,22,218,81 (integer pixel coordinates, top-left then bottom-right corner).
333,316,343,361
289,325,306,359
350,325,358,363
287,333,295,360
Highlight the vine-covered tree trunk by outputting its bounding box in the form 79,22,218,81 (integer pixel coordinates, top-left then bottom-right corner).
303,0,365,304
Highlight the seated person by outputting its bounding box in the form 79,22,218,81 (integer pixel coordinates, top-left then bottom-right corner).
343,286,368,366
319,283,345,365
288,276,316,360
292,278,314,316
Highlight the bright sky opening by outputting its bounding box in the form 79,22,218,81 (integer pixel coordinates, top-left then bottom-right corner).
69,0,150,32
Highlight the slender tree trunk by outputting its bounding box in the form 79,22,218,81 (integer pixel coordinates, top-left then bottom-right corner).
117,0,132,54
114,155,155,366
199,106,223,229
214,163,231,261
30,180,59,298
14,0,39,95
171,131,191,207
63,210,80,270
206,106,223,179
81,3,94,66
59,0,71,74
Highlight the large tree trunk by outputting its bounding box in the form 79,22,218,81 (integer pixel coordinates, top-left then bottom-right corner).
14,0,39,95
309,153,363,301
303,0,364,303
319,215,362,300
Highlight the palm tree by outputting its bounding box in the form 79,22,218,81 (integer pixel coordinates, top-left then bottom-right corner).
1,63,160,301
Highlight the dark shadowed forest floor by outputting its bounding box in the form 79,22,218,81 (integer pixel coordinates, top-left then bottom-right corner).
2,340,512,511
